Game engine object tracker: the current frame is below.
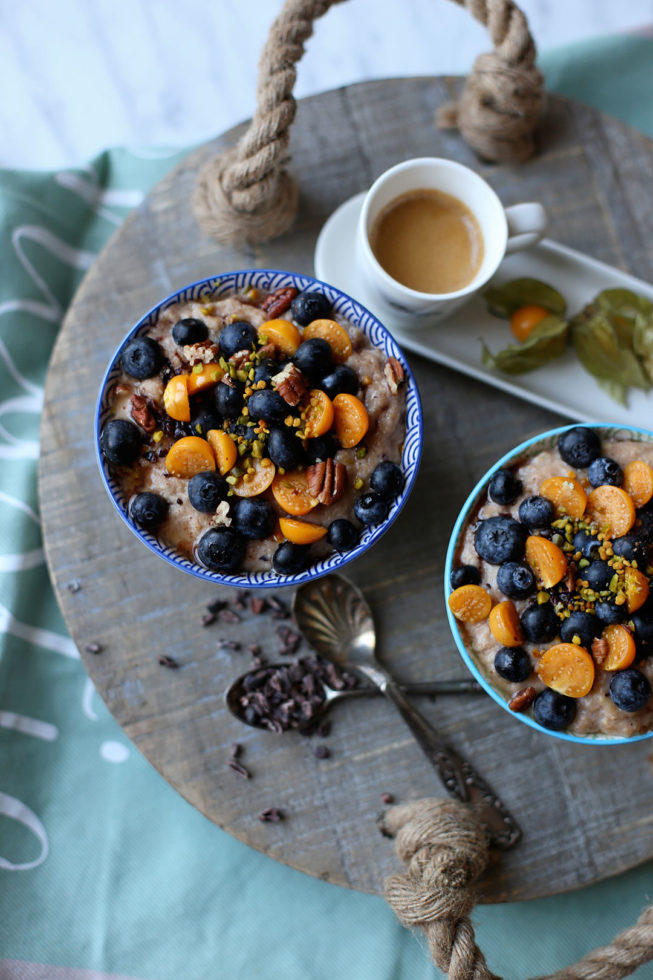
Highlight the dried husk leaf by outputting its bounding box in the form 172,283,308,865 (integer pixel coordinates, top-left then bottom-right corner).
481,315,568,374
484,278,567,319
633,310,653,383
571,312,651,404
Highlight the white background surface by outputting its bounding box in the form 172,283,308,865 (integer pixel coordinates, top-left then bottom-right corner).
3,0,653,170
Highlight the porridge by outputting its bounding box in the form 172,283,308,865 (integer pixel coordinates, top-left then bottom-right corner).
449,426,653,737
99,283,407,575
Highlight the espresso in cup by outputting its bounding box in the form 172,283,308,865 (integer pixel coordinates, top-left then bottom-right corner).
369,188,484,294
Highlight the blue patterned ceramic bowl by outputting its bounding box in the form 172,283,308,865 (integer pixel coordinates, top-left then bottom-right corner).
445,423,653,745
95,269,422,588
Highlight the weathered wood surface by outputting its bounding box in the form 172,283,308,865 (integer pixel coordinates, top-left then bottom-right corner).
39,79,653,903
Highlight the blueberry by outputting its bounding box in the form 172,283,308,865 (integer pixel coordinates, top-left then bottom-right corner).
474,516,527,565
253,358,285,385
572,529,601,560
595,598,628,625
353,492,390,526
267,426,306,469
612,532,649,563
327,519,359,551
319,364,359,400
533,688,577,731
100,419,142,465
494,647,531,683
518,495,555,530
520,602,559,643
370,461,404,500
450,564,481,590
196,527,246,572
560,611,601,648
247,389,290,425
231,497,276,540
188,471,228,513
172,317,208,346
293,339,332,379
129,492,168,528
290,290,332,326
497,561,536,600
218,321,258,358
304,433,339,464
557,426,601,468
609,668,651,712
121,337,163,380
588,456,623,488
272,542,310,574
214,381,244,418
638,501,653,539
581,560,613,591
631,603,653,655
191,408,222,437
488,468,523,505
228,422,257,444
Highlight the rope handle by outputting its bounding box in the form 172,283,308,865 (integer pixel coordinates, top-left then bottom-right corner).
380,798,653,980
192,0,544,246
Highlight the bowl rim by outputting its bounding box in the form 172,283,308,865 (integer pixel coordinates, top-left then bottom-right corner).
444,421,653,745
95,267,423,588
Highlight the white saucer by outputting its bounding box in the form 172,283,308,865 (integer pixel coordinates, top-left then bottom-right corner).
313,192,653,427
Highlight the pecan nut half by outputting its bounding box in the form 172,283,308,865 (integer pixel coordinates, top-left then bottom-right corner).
130,394,156,433
508,686,536,713
306,459,347,506
591,635,610,667
260,286,298,318
384,356,405,394
272,363,307,406
183,341,220,365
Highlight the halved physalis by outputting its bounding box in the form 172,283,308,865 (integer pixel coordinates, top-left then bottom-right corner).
448,584,492,624
489,600,524,647
509,305,550,343
585,485,635,538
525,535,567,588
600,624,636,671
279,517,328,544
539,475,587,519
624,566,650,613
271,469,319,516
622,459,653,509
302,319,353,363
259,318,301,356
163,374,191,422
165,436,215,478
332,393,369,448
230,458,276,497
303,389,334,438
207,429,237,475
537,643,595,698
187,363,224,396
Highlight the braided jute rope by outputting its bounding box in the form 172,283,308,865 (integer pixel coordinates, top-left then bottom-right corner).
193,0,544,246
380,798,653,980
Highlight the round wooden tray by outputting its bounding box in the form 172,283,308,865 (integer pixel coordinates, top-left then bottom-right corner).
39,78,653,903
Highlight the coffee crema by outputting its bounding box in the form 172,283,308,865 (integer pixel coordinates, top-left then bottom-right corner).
370,188,484,294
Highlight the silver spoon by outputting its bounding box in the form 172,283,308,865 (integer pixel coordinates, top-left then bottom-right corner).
292,574,521,850
226,661,482,732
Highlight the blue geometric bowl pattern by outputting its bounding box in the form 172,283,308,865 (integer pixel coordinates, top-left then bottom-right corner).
96,269,423,589
444,422,653,745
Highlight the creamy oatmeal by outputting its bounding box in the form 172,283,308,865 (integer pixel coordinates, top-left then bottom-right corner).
99,283,407,576
449,427,653,738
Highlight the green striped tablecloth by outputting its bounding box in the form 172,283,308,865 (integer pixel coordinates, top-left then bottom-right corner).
1,35,652,980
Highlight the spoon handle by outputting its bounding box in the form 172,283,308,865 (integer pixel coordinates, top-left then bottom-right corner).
361,666,521,850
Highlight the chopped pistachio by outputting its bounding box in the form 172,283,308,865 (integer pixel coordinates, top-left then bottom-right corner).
354,477,364,490
152,430,163,443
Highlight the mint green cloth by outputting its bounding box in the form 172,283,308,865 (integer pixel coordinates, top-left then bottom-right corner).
1,36,653,980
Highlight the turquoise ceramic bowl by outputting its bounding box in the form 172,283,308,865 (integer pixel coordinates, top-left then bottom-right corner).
445,423,653,745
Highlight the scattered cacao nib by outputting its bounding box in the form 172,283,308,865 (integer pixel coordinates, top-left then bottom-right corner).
248,644,262,657
258,807,283,823
249,596,267,615
218,638,241,653
158,655,179,669
267,596,290,619
84,642,102,654
276,625,301,655
508,686,536,712
227,760,250,779
314,745,330,759
380,792,394,805
219,608,241,624
66,580,81,593
207,598,228,614
229,742,242,759
233,589,250,611
201,612,216,627
314,721,331,738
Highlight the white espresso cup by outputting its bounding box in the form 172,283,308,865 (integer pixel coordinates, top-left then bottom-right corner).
357,157,547,329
